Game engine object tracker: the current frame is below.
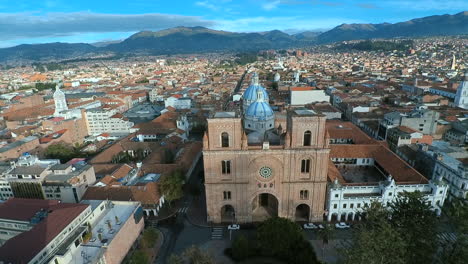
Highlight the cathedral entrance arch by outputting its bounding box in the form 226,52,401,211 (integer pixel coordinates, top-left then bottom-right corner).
295,204,310,221
221,205,235,223
252,193,278,222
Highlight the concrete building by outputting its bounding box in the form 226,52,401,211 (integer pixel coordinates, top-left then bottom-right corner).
0,198,144,264
290,87,330,105
378,107,440,140
1,154,96,203
85,108,137,136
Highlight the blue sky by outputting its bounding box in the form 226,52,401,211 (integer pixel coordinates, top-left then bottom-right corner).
0,0,466,47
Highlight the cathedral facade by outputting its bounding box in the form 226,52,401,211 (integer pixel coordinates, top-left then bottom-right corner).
203,74,330,223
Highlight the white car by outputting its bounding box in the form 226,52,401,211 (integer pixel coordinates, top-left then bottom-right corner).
335,222,351,229
303,223,318,229
228,224,240,230
317,224,325,229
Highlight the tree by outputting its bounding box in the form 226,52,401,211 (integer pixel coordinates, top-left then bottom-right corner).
317,224,334,259
343,193,438,264
343,203,407,264
44,143,84,163
142,227,159,248
390,192,437,264
159,170,185,203
167,254,183,264
183,245,215,264
257,217,318,264
231,235,250,261
440,201,468,263
129,250,149,264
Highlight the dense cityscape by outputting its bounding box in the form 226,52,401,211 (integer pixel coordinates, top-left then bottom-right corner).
0,2,467,264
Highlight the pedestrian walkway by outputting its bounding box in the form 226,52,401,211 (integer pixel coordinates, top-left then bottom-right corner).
438,232,457,243
178,207,189,214
211,227,224,240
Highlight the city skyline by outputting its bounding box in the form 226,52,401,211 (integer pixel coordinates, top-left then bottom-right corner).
0,0,466,47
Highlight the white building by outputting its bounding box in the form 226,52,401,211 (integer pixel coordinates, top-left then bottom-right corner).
1,154,97,203
85,108,137,136
454,72,468,109
164,96,192,110
327,176,448,221
290,87,330,105
53,84,68,117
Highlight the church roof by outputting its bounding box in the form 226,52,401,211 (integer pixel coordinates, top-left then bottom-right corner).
243,73,269,103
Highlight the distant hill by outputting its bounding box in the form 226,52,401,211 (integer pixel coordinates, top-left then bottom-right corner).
0,11,466,63
0,43,98,62
317,11,468,43
105,26,307,54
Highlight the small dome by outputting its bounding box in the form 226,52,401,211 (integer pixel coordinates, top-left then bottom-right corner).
243,73,269,104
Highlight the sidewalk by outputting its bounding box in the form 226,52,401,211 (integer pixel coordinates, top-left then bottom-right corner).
186,189,211,228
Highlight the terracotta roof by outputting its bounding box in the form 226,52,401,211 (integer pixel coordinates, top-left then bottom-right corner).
0,199,88,264
326,120,377,145
330,144,428,184
291,86,315,91
82,182,160,205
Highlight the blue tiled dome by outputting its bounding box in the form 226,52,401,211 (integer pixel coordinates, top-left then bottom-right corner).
245,100,274,121
244,84,269,103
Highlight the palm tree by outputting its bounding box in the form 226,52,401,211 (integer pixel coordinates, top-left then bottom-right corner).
317,224,334,259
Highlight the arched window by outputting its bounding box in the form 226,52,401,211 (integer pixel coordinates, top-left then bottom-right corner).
221,132,229,147
300,190,309,200
301,159,311,173
303,130,312,146
223,191,232,200
221,160,231,174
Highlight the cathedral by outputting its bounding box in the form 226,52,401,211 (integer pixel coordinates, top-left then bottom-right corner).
203,73,330,223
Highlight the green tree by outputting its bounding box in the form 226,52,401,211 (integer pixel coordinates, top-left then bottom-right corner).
142,227,159,248
231,235,250,261
343,202,407,264
317,224,334,259
129,250,149,264
183,245,215,264
159,170,185,203
44,143,83,163
390,192,437,264
167,254,183,264
440,201,468,263
257,217,318,264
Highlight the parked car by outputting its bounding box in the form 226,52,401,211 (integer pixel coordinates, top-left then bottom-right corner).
335,222,351,229
303,223,318,229
228,224,240,230
317,224,325,229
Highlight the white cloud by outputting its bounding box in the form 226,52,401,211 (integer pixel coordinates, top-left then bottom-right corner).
0,12,214,40
195,1,219,11
262,0,281,11
214,16,363,32
387,0,468,11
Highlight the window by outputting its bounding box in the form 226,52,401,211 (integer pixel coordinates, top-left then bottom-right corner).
334,194,339,198
303,131,312,146
300,190,309,200
221,160,231,174
301,159,311,173
221,132,229,147
357,203,361,208
350,203,354,209
388,192,392,196
223,191,231,200
343,204,347,208
333,204,337,209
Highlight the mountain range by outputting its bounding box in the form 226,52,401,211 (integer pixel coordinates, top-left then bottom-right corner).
0,11,466,63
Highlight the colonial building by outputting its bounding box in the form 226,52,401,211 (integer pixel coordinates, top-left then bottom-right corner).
203,74,330,223
203,73,448,224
